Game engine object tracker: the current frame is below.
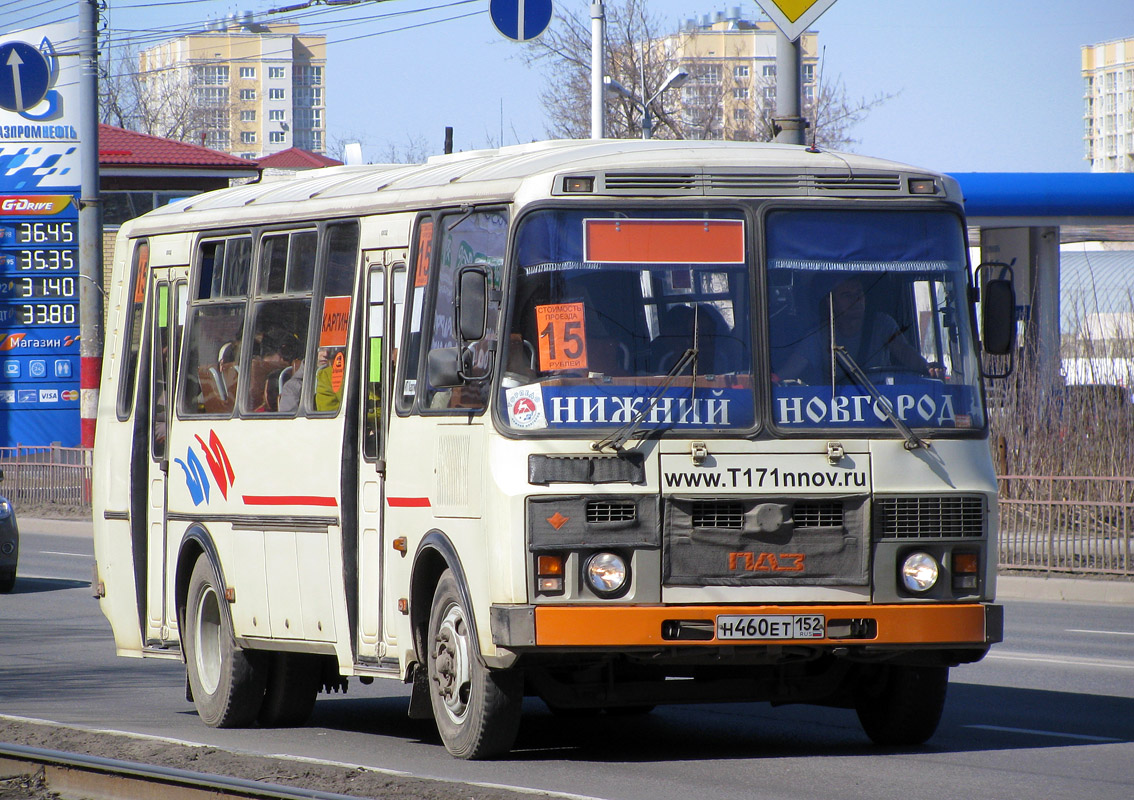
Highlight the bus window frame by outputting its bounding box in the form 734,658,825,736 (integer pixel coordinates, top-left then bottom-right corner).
395,211,438,417
176,230,254,420
757,199,989,440
305,219,361,418
491,199,760,440
411,206,509,417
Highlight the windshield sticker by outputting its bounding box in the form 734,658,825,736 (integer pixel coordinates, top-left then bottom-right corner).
505,385,755,430
505,384,548,429
584,219,745,264
535,302,588,372
773,385,976,429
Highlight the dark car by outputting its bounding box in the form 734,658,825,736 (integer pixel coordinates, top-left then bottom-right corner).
0,469,17,593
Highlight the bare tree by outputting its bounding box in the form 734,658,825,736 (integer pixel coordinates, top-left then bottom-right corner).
100,46,234,148
523,0,890,149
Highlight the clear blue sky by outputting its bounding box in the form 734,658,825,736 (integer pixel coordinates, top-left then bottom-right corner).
3,0,1131,171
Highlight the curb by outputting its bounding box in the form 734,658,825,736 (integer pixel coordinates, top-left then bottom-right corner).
996,574,1134,605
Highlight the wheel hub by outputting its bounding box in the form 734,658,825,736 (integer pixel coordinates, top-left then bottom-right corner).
432,604,471,722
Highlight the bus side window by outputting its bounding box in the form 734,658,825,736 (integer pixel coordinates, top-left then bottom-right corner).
246,230,316,414
396,217,434,414
308,222,359,416
179,236,251,416
116,239,149,420
363,266,385,460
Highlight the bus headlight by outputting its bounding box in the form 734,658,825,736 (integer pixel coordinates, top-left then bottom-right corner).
900,552,939,593
584,552,628,597
0,499,11,520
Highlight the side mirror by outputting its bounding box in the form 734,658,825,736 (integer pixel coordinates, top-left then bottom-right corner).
982,279,1016,356
427,347,464,389
457,266,488,342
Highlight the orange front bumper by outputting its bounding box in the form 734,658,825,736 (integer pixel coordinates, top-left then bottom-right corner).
533,603,999,647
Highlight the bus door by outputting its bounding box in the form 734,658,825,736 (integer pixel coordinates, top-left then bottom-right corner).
144,272,187,647
356,254,404,664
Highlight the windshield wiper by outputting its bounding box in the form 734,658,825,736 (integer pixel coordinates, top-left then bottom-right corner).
832,346,928,451
592,346,698,454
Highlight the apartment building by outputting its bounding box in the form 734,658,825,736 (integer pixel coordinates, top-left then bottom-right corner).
1083,36,1134,172
140,17,327,159
656,10,817,140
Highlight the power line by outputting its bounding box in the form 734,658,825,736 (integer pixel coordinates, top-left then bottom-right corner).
102,0,483,77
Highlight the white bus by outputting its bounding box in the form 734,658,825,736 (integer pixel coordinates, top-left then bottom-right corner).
93,140,1013,759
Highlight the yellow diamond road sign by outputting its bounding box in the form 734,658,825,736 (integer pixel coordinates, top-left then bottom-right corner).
754,0,838,41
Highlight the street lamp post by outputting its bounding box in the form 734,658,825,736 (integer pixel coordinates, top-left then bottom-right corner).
604,68,690,140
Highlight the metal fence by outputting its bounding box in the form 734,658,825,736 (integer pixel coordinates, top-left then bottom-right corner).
0,447,1130,578
998,475,1132,576
0,445,93,508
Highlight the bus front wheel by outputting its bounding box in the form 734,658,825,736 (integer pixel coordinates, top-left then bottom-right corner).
426,570,522,759
184,557,266,727
854,664,948,746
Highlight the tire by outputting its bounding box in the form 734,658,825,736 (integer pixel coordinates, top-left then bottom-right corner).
426,570,522,759
0,569,14,594
183,557,266,728
855,665,948,746
258,652,322,727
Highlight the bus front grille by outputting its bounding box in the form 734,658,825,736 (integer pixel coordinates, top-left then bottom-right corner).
875,496,985,538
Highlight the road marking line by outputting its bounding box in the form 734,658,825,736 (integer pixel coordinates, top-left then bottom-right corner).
1066,628,1134,637
39,551,91,558
965,724,1121,743
986,652,1134,670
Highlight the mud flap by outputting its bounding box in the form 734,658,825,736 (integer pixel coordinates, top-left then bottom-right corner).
406,663,434,720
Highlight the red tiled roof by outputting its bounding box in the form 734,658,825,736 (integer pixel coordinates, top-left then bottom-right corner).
98,124,259,169
257,147,343,169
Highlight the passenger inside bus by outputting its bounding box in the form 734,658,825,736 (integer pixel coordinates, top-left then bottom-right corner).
775,275,937,384
252,328,303,412
652,303,747,376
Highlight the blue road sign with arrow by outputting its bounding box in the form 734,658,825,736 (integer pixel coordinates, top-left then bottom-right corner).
490,0,553,43
0,41,51,113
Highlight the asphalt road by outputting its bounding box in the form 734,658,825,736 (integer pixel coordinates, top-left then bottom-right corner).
2,519,1131,800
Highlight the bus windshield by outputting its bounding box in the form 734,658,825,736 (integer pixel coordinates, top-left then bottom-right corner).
499,208,754,434
766,209,985,433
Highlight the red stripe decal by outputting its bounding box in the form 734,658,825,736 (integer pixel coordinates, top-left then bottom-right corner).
387,496,431,508
242,495,338,507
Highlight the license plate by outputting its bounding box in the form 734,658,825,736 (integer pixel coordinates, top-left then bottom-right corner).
716,614,825,640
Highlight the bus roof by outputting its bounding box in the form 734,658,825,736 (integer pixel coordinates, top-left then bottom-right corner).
125,139,956,237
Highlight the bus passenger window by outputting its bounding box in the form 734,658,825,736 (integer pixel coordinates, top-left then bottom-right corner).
179,305,245,415
307,223,359,416
180,235,252,416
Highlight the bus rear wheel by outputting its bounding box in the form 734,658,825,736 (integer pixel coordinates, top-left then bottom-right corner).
855,664,948,746
426,570,522,759
184,557,266,728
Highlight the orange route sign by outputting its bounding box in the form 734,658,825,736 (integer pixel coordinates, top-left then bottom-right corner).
754,0,837,41
535,302,588,372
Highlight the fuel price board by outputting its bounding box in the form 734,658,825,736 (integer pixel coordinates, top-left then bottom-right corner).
0,194,80,446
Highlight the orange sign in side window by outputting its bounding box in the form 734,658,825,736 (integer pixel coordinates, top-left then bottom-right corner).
319,295,351,348
535,302,588,372
414,219,434,288
330,350,346,393
132,240,150,304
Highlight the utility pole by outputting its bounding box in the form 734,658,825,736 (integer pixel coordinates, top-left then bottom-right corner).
78,0,103,448
591,0,604,138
